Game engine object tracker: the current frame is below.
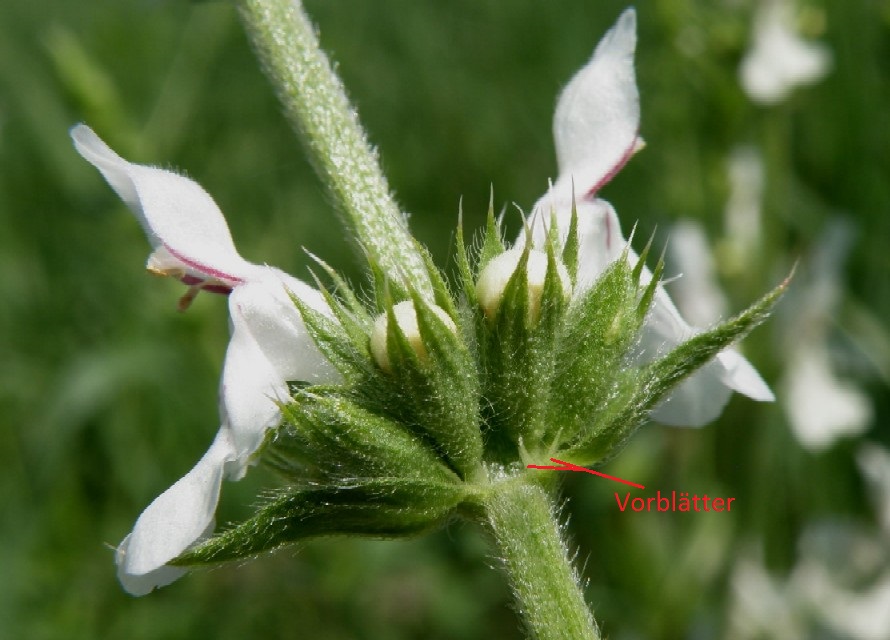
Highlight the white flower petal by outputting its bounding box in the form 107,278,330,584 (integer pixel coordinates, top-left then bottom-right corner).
643,283,774,426
717,348,775,401
70,124,251,284
646,325,773,427
667,220,728,327
552,8,640,196
115,429,236,595
116,552,187,598
220,269,339,478
521,195,624,293
650,359,734,427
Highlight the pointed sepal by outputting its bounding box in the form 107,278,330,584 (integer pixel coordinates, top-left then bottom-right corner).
173,478,467,566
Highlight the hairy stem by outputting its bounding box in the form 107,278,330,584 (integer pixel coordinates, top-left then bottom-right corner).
236,0,432,297
484,478,601,640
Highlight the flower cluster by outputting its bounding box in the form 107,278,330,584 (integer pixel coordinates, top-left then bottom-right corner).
73,8,781,596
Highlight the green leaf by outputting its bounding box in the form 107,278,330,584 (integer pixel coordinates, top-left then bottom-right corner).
174,478,467,566
547,255,643,449
373,293,483,480
636,238,666,322
564,273,791,464
477,191,506,273
369,258,409,314
562,196,580,286
290,289,369,381
305,251,370,322
478,246,562,455
278,390,460,483
413,238,458,318
455,202,478,306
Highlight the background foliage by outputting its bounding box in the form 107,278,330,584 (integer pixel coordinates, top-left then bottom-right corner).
1,0,888,638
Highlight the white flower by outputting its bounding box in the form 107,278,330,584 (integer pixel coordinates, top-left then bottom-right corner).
728,517,890,640
783,346,870,452
517,9,774,427
71,125,338,595
740,0,832,105
779,220,871,452
723,146,765,275
667,220,728,328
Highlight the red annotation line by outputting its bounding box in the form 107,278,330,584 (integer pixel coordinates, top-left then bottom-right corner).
527,457,645,490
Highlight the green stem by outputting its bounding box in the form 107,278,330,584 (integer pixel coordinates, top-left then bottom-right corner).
235,0,432,297
484,478,600,640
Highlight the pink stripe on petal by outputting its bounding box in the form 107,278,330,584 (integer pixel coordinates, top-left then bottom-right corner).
164,244,245,286
585,132,641,199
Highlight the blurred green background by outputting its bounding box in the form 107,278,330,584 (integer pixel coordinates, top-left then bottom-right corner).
1,0,888,638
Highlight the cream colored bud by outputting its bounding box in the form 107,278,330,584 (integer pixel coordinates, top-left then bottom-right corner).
370,300,457,372
476,248,572,322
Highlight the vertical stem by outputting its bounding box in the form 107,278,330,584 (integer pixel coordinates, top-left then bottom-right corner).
484,480,601,640
236,0,432,298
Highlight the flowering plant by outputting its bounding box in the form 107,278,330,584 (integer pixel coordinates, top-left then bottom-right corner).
73,3,785,637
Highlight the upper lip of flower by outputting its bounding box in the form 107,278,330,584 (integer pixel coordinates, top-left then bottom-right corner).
71,125,256,288
71,123,338,595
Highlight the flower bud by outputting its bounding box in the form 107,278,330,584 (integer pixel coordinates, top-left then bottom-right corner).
476,248,572,323
370,300,458,372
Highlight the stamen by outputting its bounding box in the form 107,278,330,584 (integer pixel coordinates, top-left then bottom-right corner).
604,212,612,251
177,285,202,312
147,265,185,279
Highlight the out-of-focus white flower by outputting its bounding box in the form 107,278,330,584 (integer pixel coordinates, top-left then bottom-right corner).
728,551,807,640
721,146,765,275
740,0,832,105
517,9,773,427
790,447,890,640
729,524,890,640
784,346,871,451
780,220,871,452
71,125,338,595
796,560,890,640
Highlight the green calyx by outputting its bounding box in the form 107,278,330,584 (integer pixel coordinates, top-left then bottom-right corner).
175,199,787,567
